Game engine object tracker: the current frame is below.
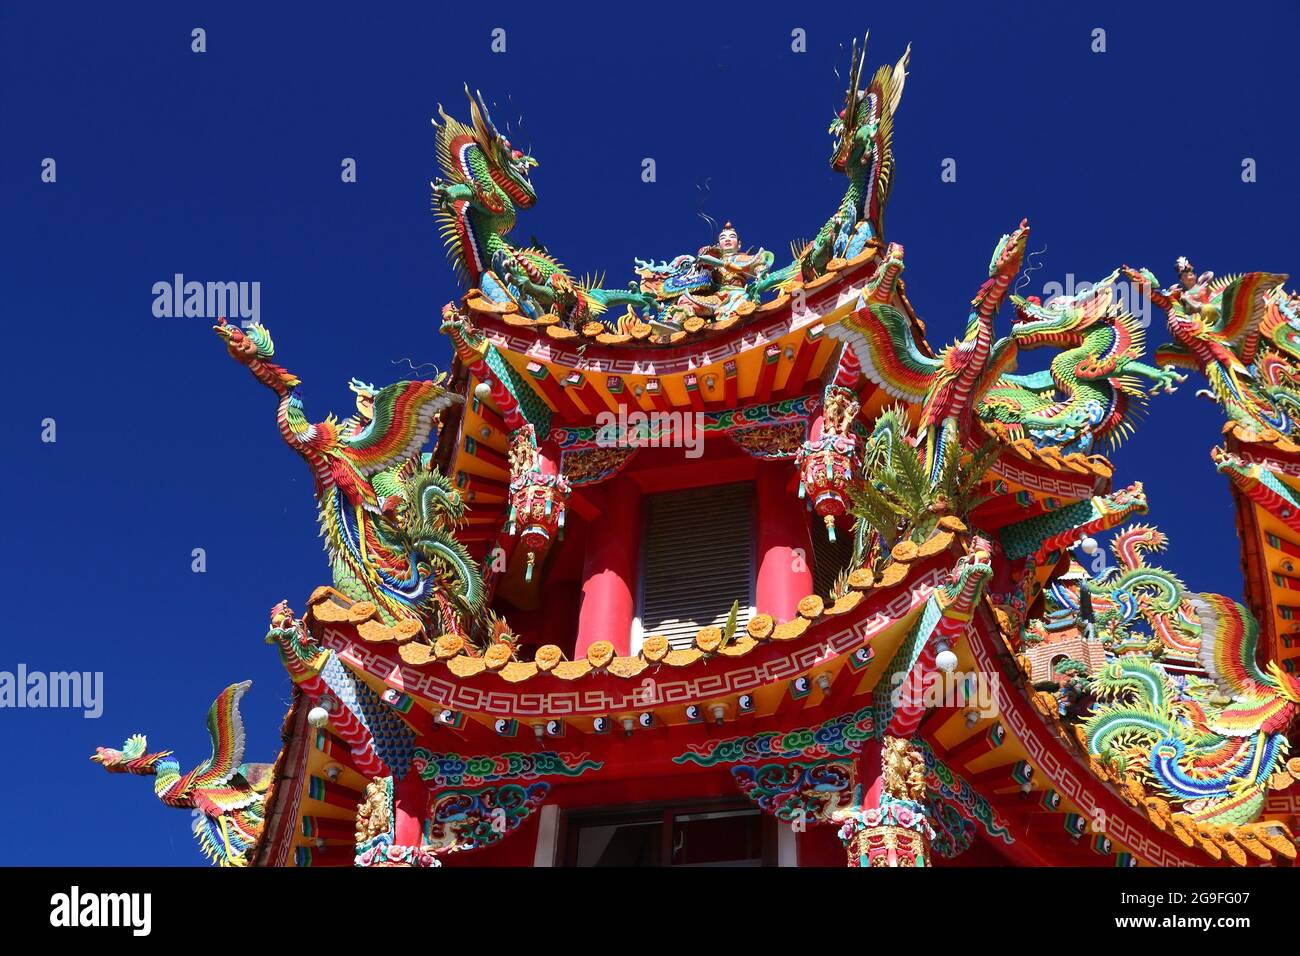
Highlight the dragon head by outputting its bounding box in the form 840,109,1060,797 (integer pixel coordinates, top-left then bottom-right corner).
465,86,537,208
1008,269,1122,348
91,734,172,775
989,220,1030,280
969,219,1030,312
349,378,377,423
829,36,876,173
269,600,297,631
1121,265,1176,314
1109,523,1168,566
1099,482,1148,520
828,37,908,175
214,317,281,363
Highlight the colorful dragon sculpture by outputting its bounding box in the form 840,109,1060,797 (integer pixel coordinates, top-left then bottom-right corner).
214,319,484,637
1083,592,1300,858
830,220,1028,481
92,681,270,866
978,272,1185,454
1122,262,1293,433
758,36,910,290
432,87,652,325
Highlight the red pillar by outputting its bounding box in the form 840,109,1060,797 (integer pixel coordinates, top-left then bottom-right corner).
393,770,426,846
755,460,815,620
574,477,641,657
856,736,884,808
538,437,561,477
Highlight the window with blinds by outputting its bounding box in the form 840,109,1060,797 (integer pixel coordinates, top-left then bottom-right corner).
636,482,755,651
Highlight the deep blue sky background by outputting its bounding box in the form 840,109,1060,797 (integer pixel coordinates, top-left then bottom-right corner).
1,2,1296,865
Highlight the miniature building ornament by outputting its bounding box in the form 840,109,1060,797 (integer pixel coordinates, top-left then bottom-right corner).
94,34,1300,868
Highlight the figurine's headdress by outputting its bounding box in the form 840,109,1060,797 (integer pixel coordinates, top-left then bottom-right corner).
349,378,378,399
1175,256,1195,275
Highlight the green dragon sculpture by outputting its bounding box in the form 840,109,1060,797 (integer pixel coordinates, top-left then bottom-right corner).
1034,524,1199,663
432,87,652,325
756,37,910,292
978,272,1184,454
1061,576,1300,862
214,320,484,639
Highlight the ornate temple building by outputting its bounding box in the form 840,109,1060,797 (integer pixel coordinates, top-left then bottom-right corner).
94,38,1300,868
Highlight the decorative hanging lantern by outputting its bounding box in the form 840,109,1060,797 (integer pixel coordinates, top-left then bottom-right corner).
796,385,862,541
507,472,569,581
505,425,569,582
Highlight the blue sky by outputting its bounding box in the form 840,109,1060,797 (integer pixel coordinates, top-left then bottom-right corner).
1,1,1296,864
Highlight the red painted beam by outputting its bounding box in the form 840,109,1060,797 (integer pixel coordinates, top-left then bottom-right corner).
915,704,962,742
723,359,739,409
470,394,508,434
963,759,1031,790
822,661,866,714
943,721,1008,768
307,775,364,811
464,435,509,472
683,372,706,413
562,370,613,418
455,471,509,504
604,374,629,408
526,361,587,420
777,328,824,399
753,344,783,404
1264,531,1300,561
313,729,366,775
644,377,673,413
301,815,356,841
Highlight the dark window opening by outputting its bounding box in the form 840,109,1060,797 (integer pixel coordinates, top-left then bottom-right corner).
561,801,775,867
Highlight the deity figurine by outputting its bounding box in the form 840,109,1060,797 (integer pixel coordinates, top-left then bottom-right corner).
695,223,773,306
1173,256,1215,312
636,222,774,332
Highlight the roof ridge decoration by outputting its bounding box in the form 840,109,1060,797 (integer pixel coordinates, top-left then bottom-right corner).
214,319,492,647
434,39,910,343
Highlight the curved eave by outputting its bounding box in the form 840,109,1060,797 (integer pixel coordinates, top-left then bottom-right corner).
302,531,968,728
944,603,1285,866
252,688,311,867
1223,424,1300,668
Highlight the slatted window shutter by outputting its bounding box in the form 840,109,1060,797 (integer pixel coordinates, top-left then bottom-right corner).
636,482,755,650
